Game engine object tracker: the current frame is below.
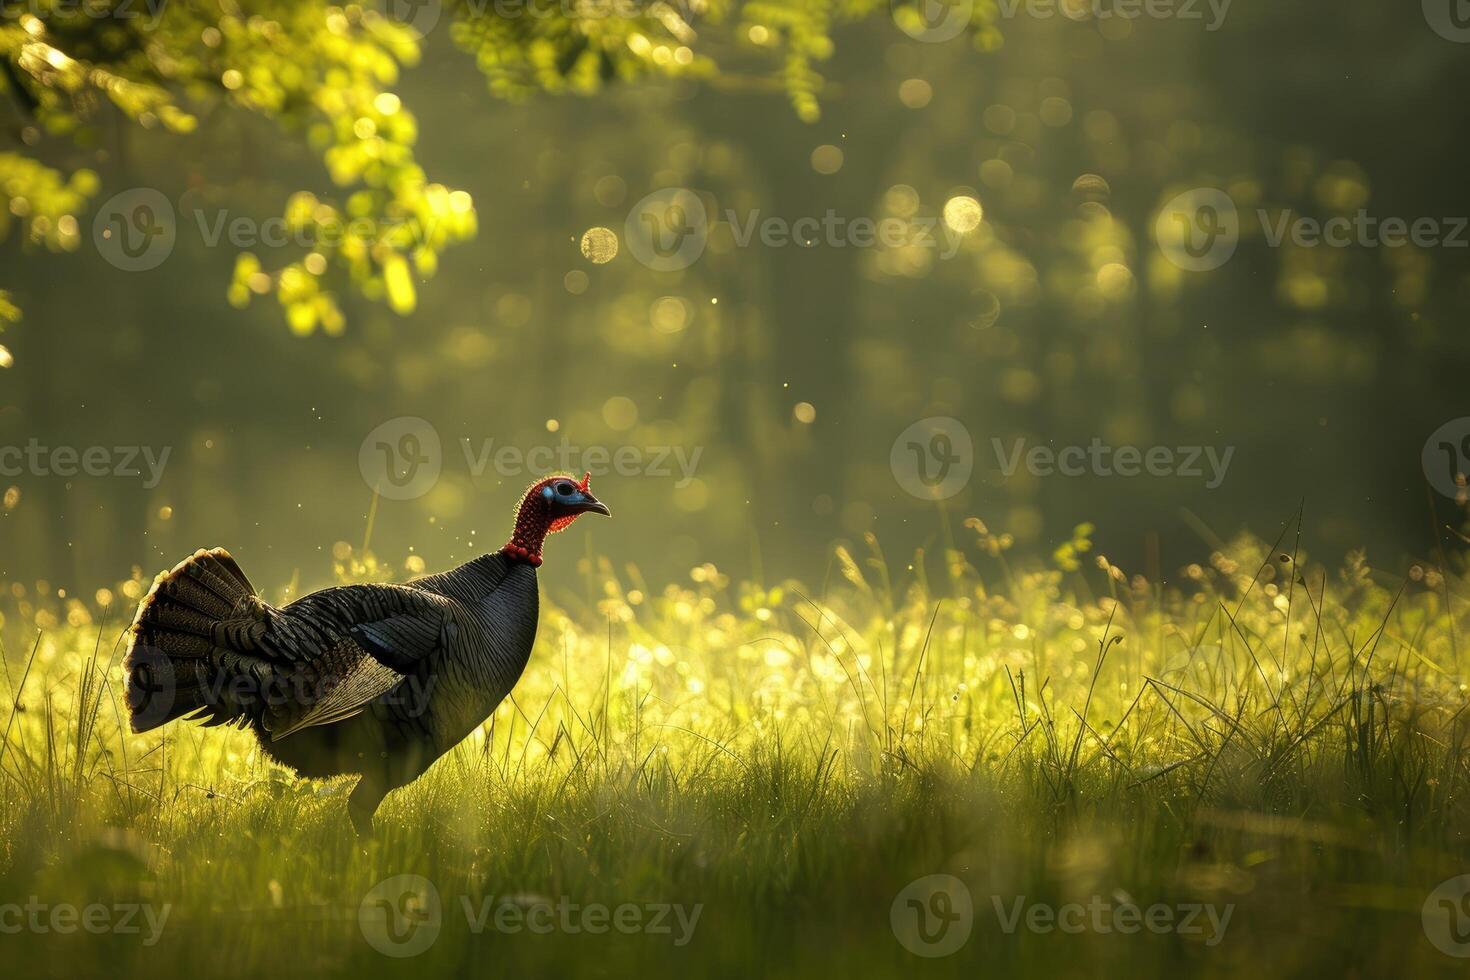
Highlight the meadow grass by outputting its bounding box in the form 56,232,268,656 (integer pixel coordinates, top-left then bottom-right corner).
2,524,1470,977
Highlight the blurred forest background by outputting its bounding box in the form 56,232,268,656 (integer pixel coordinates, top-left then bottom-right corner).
2,0,1469,602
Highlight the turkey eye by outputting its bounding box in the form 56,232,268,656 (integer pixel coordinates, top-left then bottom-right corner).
555,482,575,495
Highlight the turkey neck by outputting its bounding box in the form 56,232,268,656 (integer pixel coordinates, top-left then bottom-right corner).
502,493,553,566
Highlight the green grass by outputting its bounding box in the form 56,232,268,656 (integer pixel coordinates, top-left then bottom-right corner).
3,527,1470,977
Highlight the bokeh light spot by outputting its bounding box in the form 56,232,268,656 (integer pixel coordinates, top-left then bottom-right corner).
651,296,689,333
811,144,844,175
899,79,933,109
580,227,619,264
942,195,984,234
602,396,638,431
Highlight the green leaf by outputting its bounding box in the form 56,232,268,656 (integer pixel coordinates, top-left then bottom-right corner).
382,253,416,315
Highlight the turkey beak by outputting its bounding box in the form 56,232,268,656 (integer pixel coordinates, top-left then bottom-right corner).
579,492,610,517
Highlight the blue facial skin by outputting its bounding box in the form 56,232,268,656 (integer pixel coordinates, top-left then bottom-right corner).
543,479,610,516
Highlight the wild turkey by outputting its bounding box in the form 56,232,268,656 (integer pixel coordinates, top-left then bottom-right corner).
123,473,609,832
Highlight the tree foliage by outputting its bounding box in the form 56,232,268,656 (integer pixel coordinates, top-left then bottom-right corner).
0,0,990,354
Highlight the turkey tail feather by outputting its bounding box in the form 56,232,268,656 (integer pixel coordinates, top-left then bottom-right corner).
124,548,262,733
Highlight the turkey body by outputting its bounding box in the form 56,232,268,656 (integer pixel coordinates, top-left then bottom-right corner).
125,472,608,831
257,554,540,819
125,549,539,831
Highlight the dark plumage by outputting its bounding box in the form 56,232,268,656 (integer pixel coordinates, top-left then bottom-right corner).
123,473,609,832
